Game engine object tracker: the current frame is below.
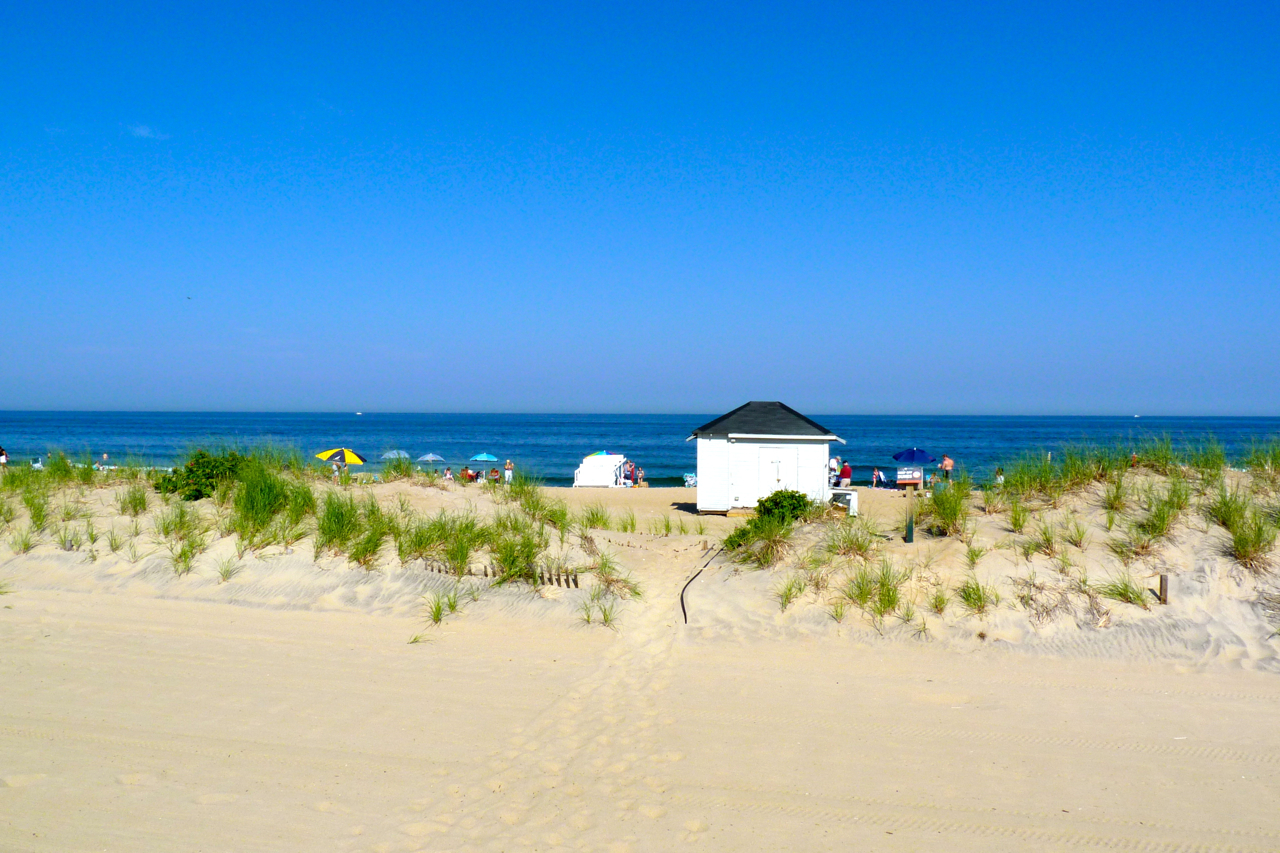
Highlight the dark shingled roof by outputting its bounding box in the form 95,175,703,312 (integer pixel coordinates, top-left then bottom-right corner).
690,401,839,439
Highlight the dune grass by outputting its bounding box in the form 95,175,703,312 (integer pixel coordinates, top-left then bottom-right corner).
1063,516,1089,549
591,552,641,599
1101,476,1127,513
117,483,150,517
1008,499,1028,534
823,516,880,561
922,475,972,536
22,490,49,531
928,585,949,615
490,528,546,586
315,493,362,558
349,496,393,569
617,509,637,533
726,514,793,569
776,574,806,612
580,503,611,530
1098,573,1149,608
844,564,876,609
1205,485,1252,531
956,575,1000,616
10,526,37,554
1227,511,1277,573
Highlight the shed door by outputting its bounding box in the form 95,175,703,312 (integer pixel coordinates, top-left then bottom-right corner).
757,446,798,501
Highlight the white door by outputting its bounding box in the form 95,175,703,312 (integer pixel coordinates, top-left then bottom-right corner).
757,446,798,502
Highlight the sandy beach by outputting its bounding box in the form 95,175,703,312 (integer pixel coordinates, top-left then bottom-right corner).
4,473,1280,851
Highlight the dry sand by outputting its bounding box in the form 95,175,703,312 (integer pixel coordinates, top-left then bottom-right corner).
4,479,1280,851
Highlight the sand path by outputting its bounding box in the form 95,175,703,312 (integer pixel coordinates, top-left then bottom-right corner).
4,578,1280,851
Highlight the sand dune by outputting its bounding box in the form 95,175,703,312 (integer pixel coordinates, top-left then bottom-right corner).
4,476,1280,850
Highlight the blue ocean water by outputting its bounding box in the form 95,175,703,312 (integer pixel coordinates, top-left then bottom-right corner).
1,412,1278,487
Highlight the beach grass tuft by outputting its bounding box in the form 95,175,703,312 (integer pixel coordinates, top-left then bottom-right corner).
1227,511,1277,573
1008,499,1028,534
922,475,972,536
956,575,1000,616
118,483,150,517
776,574,806,612
1063,516,1089,549
581,503,611,530
618,509,637,533
844,564,877,609
10,526,37,554
823,516,880,562
22,490,49,531
315,493,362,559
828,597,848,623
1098,573,1149,608
591,552,641,599
928,585,949,615
216,555,241,583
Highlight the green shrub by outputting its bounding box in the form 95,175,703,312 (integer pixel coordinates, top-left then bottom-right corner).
756,489,817,523
155,451,245,501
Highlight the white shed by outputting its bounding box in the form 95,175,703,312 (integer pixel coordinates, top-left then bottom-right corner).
689,401,844,513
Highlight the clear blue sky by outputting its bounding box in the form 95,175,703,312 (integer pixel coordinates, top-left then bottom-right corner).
3,2,1278,414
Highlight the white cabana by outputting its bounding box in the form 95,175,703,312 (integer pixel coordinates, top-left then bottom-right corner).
688,401,844,512
573,452,630,488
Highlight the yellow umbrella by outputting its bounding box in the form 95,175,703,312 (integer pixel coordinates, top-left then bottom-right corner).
316,448,367,465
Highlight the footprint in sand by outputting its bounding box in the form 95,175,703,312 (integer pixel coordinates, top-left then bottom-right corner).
3,774,47,787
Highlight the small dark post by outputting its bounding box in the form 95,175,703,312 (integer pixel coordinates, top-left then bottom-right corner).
905,485,915,544
1159,573,1169,605
572,569,579,588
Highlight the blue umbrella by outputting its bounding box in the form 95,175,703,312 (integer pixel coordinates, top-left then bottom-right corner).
470,453,498,462
381,450,410,459
892,448,936,465
417,453,445,463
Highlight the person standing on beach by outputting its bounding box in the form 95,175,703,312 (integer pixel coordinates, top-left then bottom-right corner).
504,459,514,485
839,460,852,488
940,454,955,480
0,447,7,470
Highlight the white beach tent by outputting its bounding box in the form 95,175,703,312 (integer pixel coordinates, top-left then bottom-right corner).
688,401,844,513
573,452,630,488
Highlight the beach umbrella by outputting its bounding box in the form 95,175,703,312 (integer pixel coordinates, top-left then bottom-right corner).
892,448,936,465
381,450,410,460
316,448,367,465
416,453,445,463
587,450,617,457
470,453,498,462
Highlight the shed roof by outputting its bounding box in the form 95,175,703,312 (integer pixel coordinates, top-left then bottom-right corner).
689,401,841,440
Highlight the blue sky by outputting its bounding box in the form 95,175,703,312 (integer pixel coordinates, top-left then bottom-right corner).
2,2,1278,414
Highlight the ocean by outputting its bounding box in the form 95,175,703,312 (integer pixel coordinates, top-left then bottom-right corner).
1,412,1278,487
